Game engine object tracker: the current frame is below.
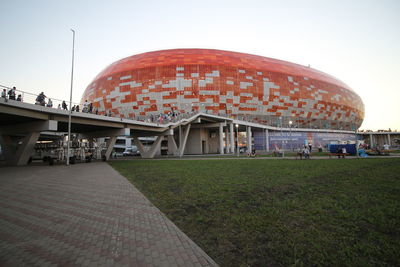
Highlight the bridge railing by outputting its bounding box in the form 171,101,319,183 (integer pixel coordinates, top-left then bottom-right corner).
0,84,82,110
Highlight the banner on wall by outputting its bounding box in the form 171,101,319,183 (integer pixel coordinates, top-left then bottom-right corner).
253,131,356,150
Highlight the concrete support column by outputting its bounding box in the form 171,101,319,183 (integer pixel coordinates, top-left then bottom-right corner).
225,127,229,153
230,123,235,154
167,135,178,155
388,134,391,146
370,133,374,147
15,132,40,166
265,129,270,152
175,124,191,157
246,126,252,154
0,133,40,165
219,123,224,155
142,135,163,158
104,136,117,160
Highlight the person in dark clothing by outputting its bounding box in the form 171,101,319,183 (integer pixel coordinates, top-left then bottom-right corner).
62,100,68,110
88,102,93,113
71,105,75,112
35,92,46,106
16,94,22,101
7,87,16,100
75,105,80,112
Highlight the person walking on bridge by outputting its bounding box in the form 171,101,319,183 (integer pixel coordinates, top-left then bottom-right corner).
62,100,68,110
7,87,16,100
35,92,46,106
1,89,7,102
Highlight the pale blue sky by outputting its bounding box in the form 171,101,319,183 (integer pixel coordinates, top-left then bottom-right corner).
1,0,399,130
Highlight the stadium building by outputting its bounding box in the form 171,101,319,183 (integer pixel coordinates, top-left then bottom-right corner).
81,49,364,155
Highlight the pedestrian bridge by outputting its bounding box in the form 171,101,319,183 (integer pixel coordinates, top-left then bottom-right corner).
1,96,361,166
0,97,273,165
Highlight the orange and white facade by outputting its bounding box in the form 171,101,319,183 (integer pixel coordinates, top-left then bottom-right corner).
82,49,364,130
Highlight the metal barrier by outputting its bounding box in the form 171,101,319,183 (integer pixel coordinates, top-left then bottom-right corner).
0,84,82,110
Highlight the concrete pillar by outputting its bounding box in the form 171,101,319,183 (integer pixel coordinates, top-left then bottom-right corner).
143,135,163,158
225,127,229,153
246,126,252,154
105,136,117,160
388,134,391,146
0,133,40,165
133,136,146,156
167,135,178,155
219,123,224,154
265,129,270,152
230,123,235,154
179,125,182,148
15,132,40,166
178,124,191,157
370,133,374,147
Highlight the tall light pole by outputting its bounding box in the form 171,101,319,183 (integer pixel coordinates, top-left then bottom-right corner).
280,117,284,157
289,120,293,151
236,124,239,157
67,29,75,165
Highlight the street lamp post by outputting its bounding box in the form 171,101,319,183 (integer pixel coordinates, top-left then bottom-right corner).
66,29,75,165
236,124,239,157
289,120,293,151
280,117,284,157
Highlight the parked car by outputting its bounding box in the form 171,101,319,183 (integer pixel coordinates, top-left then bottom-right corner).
123,146,140,156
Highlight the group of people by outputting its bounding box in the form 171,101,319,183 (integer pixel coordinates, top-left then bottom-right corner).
147,110,181,124
336,147,347,158
33,92,97,114
1,87,22,102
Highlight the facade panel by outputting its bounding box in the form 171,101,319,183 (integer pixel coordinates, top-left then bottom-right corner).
82,49,364,130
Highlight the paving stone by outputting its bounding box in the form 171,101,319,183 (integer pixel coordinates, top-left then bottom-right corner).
0,162,218,266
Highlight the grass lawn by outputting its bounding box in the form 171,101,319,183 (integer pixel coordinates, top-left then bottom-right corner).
109,158,400,266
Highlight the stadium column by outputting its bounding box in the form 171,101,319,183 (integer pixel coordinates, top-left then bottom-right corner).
388,134,391,146
225,126,229,153
219,123,224,154
230,123,235,154
246,126,252,154
265,129,270,152
370,133,374,147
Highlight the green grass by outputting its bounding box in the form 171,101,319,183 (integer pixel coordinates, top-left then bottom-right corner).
109,158,400,266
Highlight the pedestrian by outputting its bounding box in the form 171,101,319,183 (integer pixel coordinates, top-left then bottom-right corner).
302,146,310,159
83,100,89,113
318,144,322,152
75,105,80,112
46,98,53,107
7,87,16,100
1,89,8,102
88,102,93,113
62,100,68,110
57,104,61,109
16,94,22,101
71,105,75,112
35,92,46,106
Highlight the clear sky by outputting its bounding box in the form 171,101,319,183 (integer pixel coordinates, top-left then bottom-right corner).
1,0,399,130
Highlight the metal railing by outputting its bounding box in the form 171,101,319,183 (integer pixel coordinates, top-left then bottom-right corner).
0,84,360,130
0,84,81,110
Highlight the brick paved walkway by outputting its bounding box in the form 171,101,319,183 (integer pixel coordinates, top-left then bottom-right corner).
0,162,218,266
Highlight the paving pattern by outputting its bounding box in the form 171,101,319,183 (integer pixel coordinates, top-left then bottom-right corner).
0,162,218,266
